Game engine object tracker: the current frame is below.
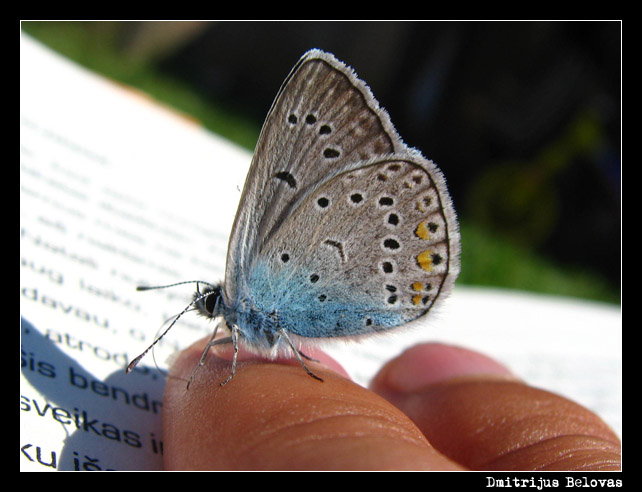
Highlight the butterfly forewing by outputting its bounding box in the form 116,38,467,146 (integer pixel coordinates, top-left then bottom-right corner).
224,50,405,302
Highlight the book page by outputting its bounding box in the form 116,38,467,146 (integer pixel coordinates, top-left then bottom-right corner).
20,34,249,471
20,34,621,471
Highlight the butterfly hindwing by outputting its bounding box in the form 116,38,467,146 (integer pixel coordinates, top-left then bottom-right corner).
252,154,460,339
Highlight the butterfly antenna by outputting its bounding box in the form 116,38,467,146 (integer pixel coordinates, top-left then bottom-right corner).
126,289,216,374
137,280,217,291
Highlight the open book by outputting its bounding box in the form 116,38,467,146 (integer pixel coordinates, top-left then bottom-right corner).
20,34,621,471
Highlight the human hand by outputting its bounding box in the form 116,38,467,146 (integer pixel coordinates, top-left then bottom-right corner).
161,340,621,470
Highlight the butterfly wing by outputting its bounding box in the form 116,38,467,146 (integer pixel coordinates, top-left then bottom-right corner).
251,153,460,339
224,49,406,303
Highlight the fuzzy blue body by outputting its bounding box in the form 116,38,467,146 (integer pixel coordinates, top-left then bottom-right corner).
215,260,406,353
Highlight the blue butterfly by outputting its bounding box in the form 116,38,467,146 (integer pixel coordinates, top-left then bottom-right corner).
128,49,460,386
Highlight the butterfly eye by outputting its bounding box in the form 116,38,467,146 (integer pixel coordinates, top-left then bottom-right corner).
203,287,221,315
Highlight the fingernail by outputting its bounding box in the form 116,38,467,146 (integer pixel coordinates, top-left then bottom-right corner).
375,343,516,394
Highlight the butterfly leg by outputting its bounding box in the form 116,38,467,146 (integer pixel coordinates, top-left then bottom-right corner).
220,324,240,386
298,351,319,363
186,321,234,389
278,328,324,382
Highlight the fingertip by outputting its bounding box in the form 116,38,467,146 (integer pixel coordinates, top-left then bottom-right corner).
161,337,457,470
370,342,516,401
369,342,621,471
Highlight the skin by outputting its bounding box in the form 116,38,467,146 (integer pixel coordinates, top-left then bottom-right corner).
162,339,621,471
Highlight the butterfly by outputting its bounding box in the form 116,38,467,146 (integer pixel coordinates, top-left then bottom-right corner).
128,49,460,387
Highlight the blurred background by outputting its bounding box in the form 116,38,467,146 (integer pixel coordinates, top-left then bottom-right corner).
21,21,621,304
